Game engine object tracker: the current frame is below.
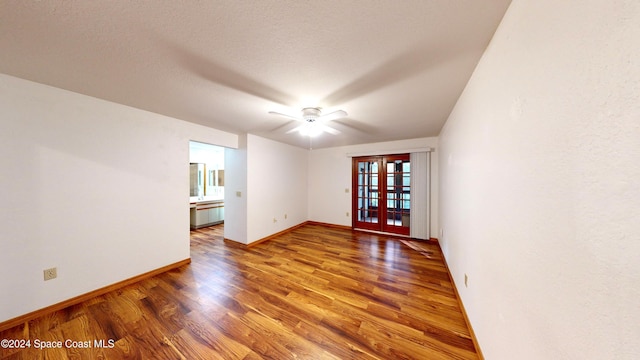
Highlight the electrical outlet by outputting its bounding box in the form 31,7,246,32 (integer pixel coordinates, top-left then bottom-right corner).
273,217,277,223
346,212,349,217
284,214,287,219
44,267,57,281
464,273,468,288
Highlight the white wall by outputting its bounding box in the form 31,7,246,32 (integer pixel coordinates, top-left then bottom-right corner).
246,134,308,244
439,1,640,359
308,137,439,238
224,134,248,244
0,74,237,323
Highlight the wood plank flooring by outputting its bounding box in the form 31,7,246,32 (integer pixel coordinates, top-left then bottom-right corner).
0,223,477,359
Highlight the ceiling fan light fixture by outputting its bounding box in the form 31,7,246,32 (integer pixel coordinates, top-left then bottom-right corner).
301,107,321,121
299,123,322,137
269,106,345,137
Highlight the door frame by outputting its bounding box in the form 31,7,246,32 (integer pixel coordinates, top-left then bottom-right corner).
352,154,410,236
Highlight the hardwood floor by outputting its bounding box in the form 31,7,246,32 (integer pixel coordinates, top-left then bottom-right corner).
0,223,477,359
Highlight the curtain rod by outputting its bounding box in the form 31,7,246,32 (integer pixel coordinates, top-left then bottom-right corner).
346,147,433,157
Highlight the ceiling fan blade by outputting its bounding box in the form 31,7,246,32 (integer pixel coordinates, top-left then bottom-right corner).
320,124,341,135
317,110,347,122
285,124,305,134
268,111,303,122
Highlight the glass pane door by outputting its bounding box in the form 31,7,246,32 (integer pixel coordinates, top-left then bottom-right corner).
354,157,381,231
382,155,410,235
352,154,410,235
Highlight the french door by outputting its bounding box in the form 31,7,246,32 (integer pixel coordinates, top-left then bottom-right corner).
352,154,410,235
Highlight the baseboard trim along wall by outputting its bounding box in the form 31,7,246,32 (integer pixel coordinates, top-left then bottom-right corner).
224,220,357,248
305,221,352,231
224,221,310,248
440,254,484,360
0,258,191,332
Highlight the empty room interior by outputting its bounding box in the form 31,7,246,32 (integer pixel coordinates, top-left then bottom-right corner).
1,1,638,359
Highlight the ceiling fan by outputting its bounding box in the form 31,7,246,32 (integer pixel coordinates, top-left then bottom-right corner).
268,107,347,137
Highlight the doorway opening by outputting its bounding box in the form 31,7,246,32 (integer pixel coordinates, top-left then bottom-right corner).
189,141,225,230
352,154,410,236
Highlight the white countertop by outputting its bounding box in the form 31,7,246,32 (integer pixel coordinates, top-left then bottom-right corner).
190,196,224,204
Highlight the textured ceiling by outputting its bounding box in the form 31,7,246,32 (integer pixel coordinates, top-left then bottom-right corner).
0,1,511,149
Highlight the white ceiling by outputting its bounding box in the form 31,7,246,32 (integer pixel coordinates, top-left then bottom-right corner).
0,1,511,149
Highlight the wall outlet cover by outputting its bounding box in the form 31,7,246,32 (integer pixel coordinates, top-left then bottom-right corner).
44,267,57,281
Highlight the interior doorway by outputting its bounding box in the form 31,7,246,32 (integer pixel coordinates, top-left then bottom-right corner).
352,154,410,236
189,141,225,230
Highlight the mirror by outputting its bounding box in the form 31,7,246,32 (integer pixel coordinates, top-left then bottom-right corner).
189,163,205,197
